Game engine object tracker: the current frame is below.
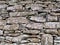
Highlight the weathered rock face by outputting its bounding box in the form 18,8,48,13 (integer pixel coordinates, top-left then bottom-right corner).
41,34,53,45
0,0,60,45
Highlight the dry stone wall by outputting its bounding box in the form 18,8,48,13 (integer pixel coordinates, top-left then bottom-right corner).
0,0,60,45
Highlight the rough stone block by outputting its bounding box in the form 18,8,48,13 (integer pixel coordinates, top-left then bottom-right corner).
4,24,19,30
28,16,46,22
47,15,57,21
41,34,53,45
9,11,36,17
0,30,3,35
6,17,29,24
0,20,6,25
21,29,40,34
27,38,40,43
7,5,23,11
0,4,8,9
44,29,58,35
22,23,44,29
44,22,60,28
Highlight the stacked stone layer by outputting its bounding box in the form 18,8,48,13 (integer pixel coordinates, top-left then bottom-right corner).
0,0,60,45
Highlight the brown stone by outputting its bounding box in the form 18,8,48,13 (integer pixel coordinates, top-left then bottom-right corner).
27,38,40,43
44,29,58,35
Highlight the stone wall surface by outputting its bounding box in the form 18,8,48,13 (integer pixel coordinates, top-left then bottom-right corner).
0,0,60,45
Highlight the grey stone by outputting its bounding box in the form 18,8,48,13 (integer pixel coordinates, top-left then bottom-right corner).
21,29,40,34
6,17,29,24
29,16,46,22
26,4,45,11
0,4,8,9
10,0,18,2
4,24,19,30
4,30,20,37
5,43,17,45
57,29,60,36
0,36,4,42
51,13,60,15
0,42,5,45
8,1,17,5
21,40,30,43
41,34,53,45
47,15,57,21
19,1,32,4
28,43,41,45
0,30,3,35
7,5,23,11
56,0,60,1
52,9,60,13
27,38,40,43
9,11,36,17
20,43,41,45
44,22,60,28
22,23,44,29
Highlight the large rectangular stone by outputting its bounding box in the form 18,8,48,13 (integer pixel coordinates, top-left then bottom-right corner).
26,4,46,11
22,29,40,34
29,16,46,22
7,5,23,11
44,22,60,28
4,30,20,37
9,11,36,17
22,23,44,29
44,29,58,35
0,4,8,9
4,24,19,30
0,1,7,4
6,17,29,24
